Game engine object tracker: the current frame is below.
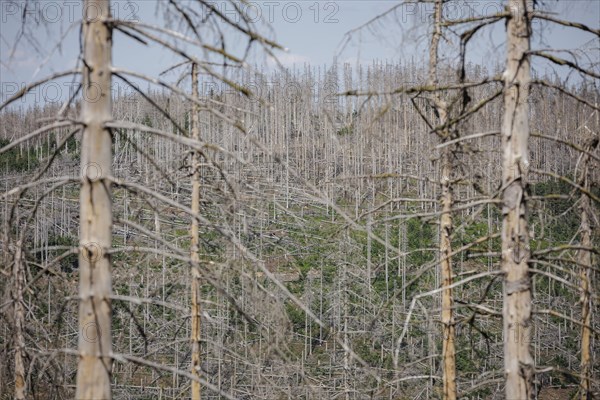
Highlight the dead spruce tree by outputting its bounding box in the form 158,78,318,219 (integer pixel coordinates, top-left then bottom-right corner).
501,0,534,398
2,0,599,398
76,0,114,398
11,239,25,400
427,1,456,398
576,133,598,400
190,62,202,400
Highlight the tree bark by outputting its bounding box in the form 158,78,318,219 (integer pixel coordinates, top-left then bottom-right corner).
578,190,592,400
440,145,456,400
12,239,25,400
76,0,113,398
577,135,596,400
429,1,456,398
502,1,534,399
190,62,202,400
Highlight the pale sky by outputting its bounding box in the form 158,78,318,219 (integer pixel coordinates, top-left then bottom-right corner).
1,0,598,107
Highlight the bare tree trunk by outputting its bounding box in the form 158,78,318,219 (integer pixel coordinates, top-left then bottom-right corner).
578,190,592,400
429,1,456,398
439,144,456,400
578,135,596,400
76,0,113,398
502,1,534,398
12,239,25,400
190,62,202,400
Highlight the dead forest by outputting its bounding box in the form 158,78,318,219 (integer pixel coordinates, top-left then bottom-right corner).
0,0,599,399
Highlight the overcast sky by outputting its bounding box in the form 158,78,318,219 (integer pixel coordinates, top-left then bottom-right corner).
1,0,598,107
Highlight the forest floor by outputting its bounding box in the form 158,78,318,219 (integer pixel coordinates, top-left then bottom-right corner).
538,386,577,400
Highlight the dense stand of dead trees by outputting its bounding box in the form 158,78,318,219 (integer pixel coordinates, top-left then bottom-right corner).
0,0,598,399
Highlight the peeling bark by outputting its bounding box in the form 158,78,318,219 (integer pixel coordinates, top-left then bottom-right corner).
429,1,456,398
440,146,456,400
502,1,534,398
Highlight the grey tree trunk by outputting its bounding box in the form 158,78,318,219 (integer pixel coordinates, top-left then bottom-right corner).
76,0,113,398
190,62,202,400
577,135,596,400
12,239,25,400
502,1,534,398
